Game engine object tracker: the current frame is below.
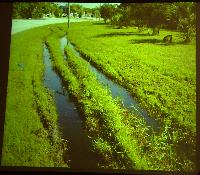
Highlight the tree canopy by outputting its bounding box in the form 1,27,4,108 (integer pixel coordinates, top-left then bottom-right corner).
99,4,116,23
105,2,196,41
12,2,196,43
13,2,62,19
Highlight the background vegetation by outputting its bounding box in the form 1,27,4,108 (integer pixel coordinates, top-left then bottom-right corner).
99,2,195,43
13,2,195,43
12,2,100,19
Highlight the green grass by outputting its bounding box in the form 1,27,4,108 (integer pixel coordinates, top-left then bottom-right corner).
67,21,196,147
45,28,195,171
1,24,68,167
2,21,196,171
46,33,154,169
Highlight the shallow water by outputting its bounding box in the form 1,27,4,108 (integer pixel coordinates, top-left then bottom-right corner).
43,44,99,170
60,36,196,168
60,36,161,133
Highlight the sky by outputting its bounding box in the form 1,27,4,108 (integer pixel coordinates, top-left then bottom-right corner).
57,3,120,9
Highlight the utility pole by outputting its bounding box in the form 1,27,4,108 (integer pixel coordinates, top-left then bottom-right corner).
99,3,101,21
68,2,70,28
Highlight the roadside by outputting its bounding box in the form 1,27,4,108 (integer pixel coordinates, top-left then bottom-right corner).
11,17,98,34
2,24,69,166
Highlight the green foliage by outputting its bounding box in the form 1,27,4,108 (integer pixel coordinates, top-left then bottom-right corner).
4,21,195,170
164,2,195,42
113,2,196,39
70,4,83,17
67,22,196,170
13,2,33,19
100,4,116,23
93,138,112,155
12,2,62,19
116,3,168,35
13,2,50,19
46,33,154,169
52,4,63,18
93,9,101,19
45,25,196,170
177,3,195,43
1,24,69,167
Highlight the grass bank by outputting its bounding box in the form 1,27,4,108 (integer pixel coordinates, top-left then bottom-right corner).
2,21,195,171
46,33,151,169
67,21,196,149
1,24,68,166
46,28,195,171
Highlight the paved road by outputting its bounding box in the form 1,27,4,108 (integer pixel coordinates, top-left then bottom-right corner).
11,17,98,34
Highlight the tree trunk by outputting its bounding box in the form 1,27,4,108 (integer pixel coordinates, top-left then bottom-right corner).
138,26,144,33
152,27,160,35
184,36,191,43
184,30,191,43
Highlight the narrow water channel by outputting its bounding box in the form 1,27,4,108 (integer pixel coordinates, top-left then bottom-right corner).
43,44,99,170
60,36,196,165
60,36,160,133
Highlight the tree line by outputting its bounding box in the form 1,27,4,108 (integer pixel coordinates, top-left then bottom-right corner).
13,2,62,18
12,2,100,19
12,2,196,43
99,3,196,43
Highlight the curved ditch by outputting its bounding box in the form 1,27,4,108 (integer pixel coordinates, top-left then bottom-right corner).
43,44,99,170
60,36,196,165
42,35,195,169
60,36,161,133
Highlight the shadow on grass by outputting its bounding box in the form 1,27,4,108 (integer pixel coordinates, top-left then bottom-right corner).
92,22,106,25
94,32,150,38
92,22,114,29
130,38,187,46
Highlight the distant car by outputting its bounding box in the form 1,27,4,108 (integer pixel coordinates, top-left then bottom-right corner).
62,14,67,17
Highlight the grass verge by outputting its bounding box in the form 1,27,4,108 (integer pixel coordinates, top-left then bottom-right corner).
67,22,196,131
1,24,68,167
67,21,196,156
45,28,195,171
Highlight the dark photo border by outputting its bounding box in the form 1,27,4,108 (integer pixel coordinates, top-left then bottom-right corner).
0,1,199,175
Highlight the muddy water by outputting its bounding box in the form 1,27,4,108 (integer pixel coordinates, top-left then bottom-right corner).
43,44,99,170
60,36,160,133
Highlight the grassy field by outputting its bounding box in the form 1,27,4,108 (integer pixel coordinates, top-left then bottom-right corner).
1,24,68,167
45,24,195,170
67,22,196,146
46,32,152,169
1,21,196,171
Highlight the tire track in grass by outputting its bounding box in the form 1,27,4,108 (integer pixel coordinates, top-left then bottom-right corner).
43,44,99,170
46,27,195,171
46,33,171,170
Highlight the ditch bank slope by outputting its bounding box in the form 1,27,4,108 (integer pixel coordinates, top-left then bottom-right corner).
1,24,69,167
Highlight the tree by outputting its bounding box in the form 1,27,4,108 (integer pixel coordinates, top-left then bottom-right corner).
127,3,167,35
83,7,92,16
164,2,195,43
109,4,129,27
100,3,115,23
91,7,101,20
32,3,51,18
51,3,63,17
164,3,179,30
12,3,26,18
13,3,34,19
70,4,83,17
12,2,52,19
